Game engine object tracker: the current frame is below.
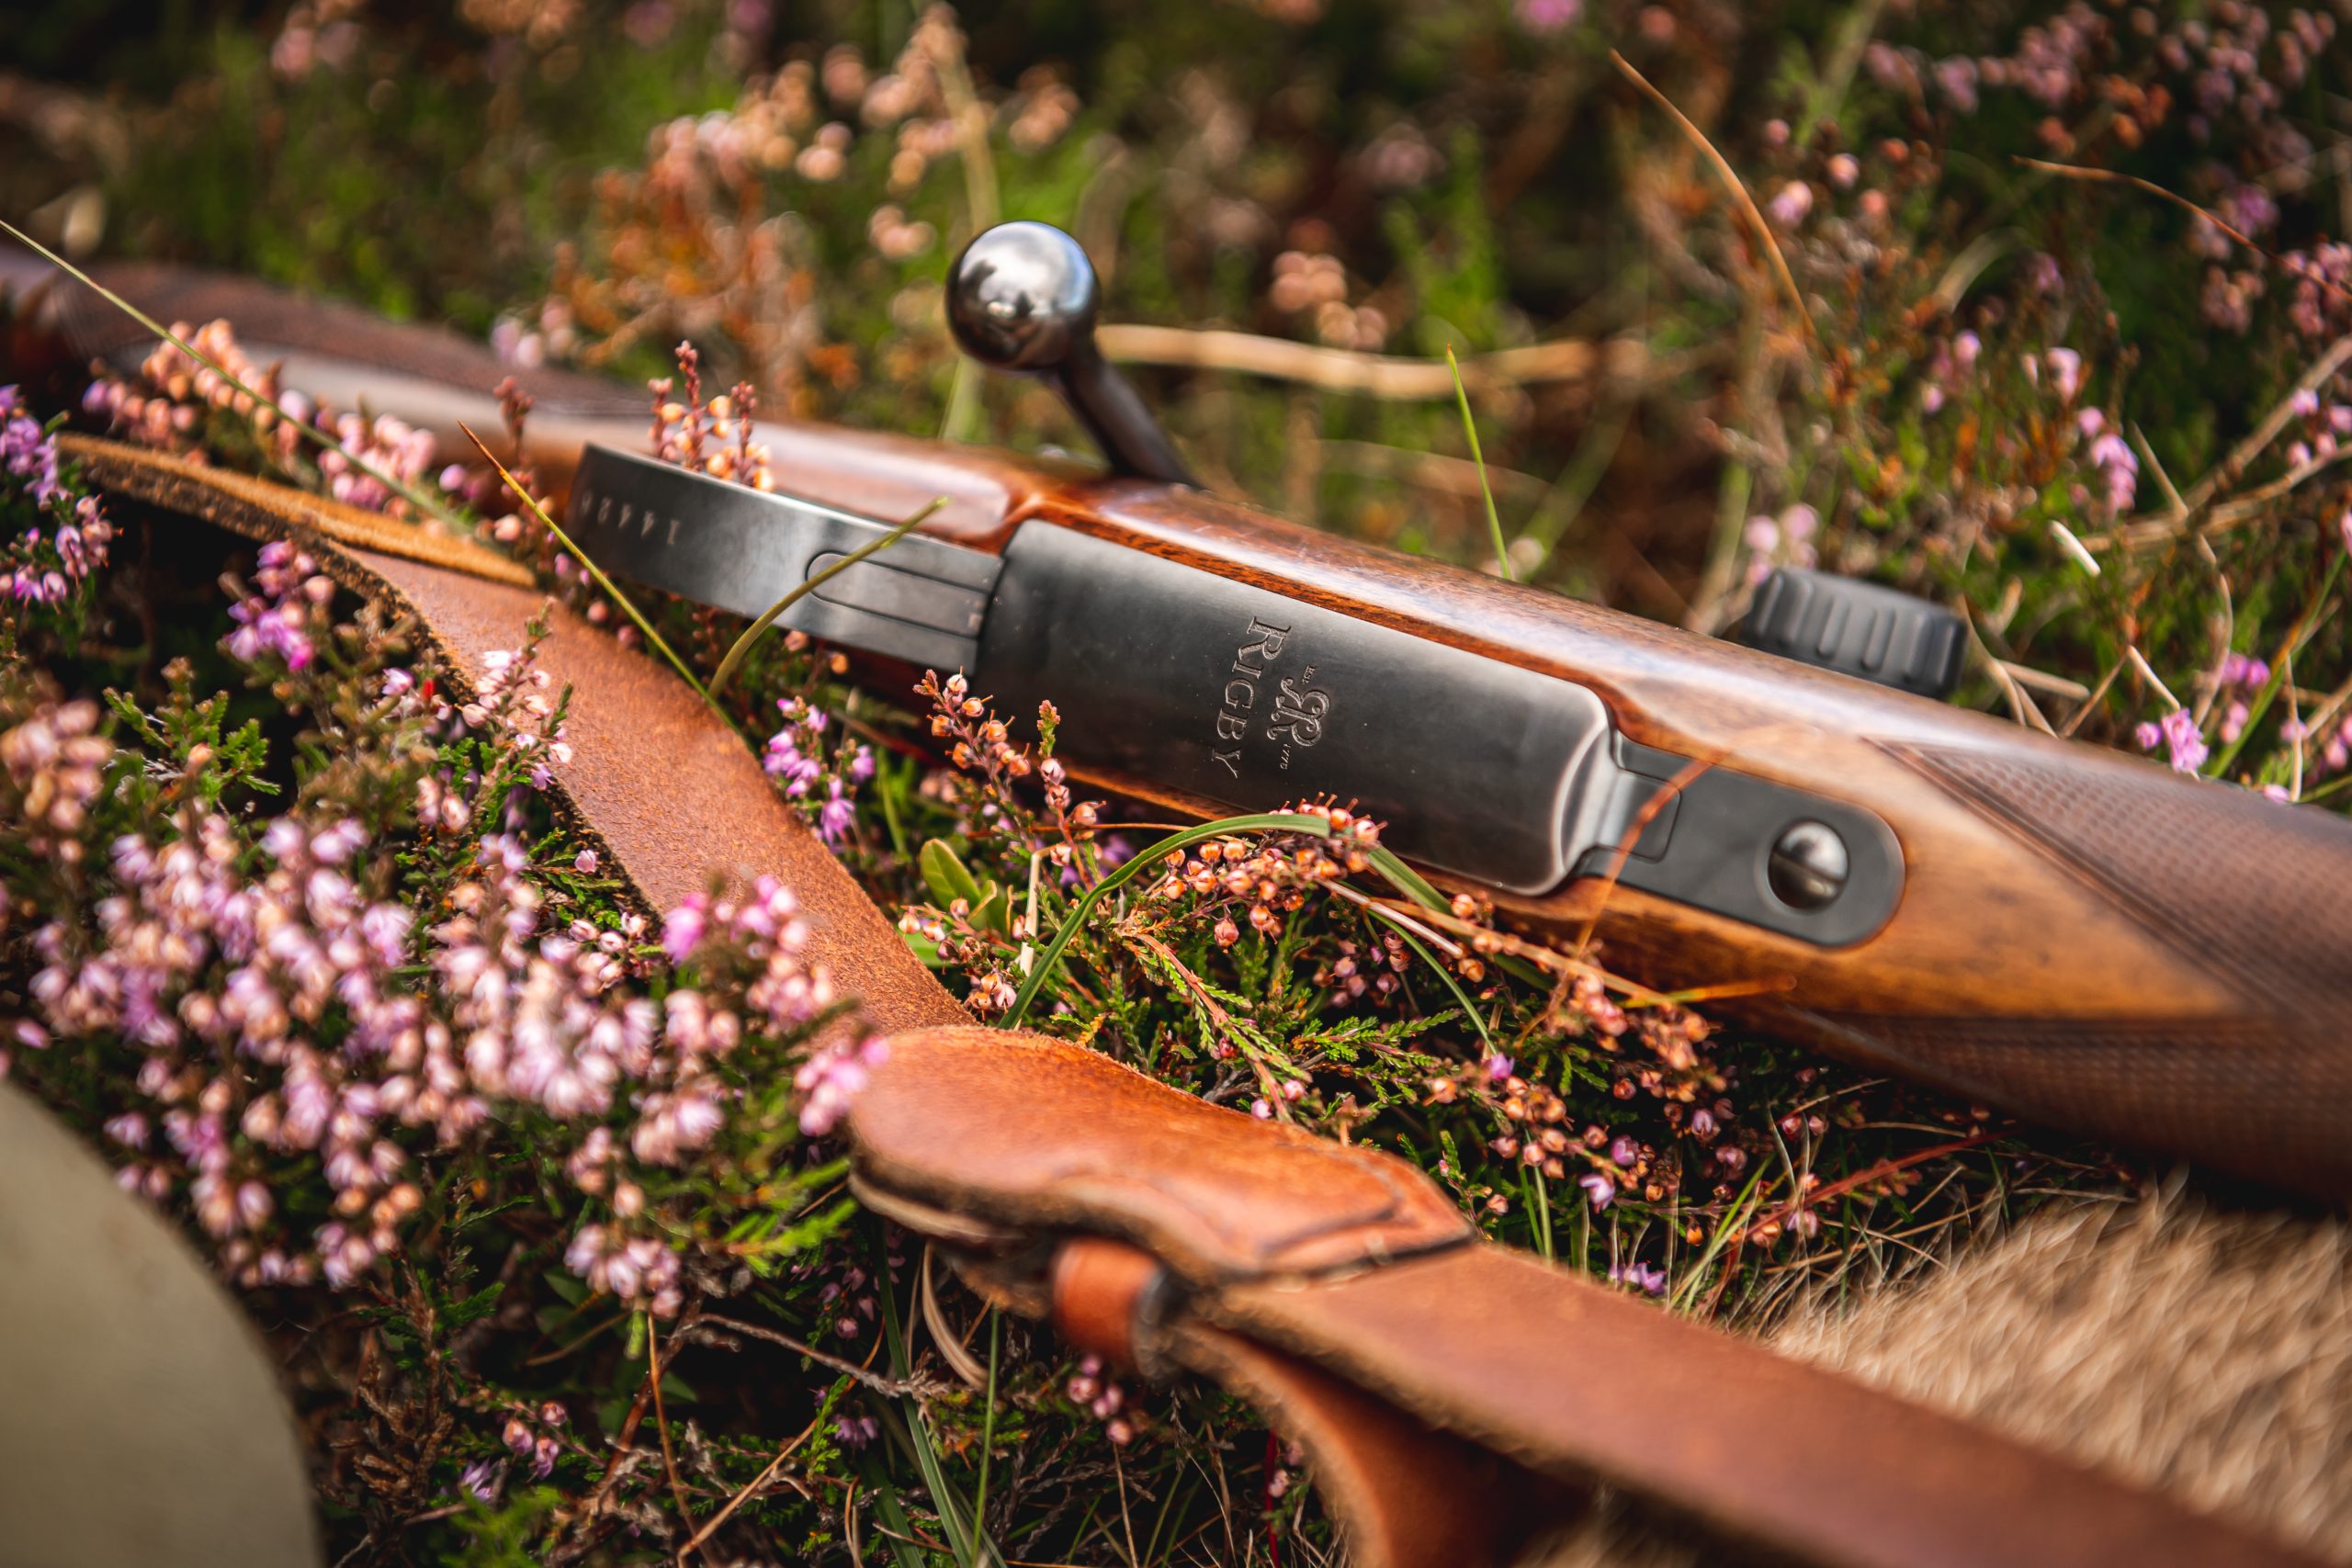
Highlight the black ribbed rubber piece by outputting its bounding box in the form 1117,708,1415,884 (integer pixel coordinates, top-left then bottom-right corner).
1743,568,1965,700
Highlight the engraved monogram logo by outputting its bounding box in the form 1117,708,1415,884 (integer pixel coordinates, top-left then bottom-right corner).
1268,670,1329,750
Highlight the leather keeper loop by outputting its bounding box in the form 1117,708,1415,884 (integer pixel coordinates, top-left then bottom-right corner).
1049,1237,1175,1376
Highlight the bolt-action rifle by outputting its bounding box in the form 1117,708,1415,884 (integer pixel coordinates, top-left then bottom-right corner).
9,223,2350,1200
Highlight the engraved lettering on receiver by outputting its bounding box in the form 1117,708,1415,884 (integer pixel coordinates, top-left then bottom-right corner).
1211,616,1292,779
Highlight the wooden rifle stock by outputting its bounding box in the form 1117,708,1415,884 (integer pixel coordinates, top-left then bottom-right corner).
11,253,2352,1199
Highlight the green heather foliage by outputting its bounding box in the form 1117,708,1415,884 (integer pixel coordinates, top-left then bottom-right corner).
4,1,2351,1562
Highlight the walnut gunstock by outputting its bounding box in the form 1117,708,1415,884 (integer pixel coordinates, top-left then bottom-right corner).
11,251,2350,1200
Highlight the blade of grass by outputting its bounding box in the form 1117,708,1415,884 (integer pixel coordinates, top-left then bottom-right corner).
876,1250,1001,1568
458,424,728,729
1004,812,1330,1026
972,1312,1001,1540
708,496,946,700
1363,908,1491,1055
1516,1166,1555,1263
1,218,465,528
1445,344,1514,581
1669,1166,1768,1314
858,1465,933,1568
1358,841,1447,910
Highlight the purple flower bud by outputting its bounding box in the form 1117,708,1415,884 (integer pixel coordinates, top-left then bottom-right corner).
460,1460,505,1503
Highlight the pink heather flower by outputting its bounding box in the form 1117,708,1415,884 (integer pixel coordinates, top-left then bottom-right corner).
1768,181,1815,228
1610,1260,1668,1294
1,386,64,507
795,1034,889,1136
818,780,855,844
2218,653,2271,691
1512,0,1579,31
2044,348,2084,402
460,1460,505,1503
1578,1172,1616,1210
2086,432,2139,512
2143,708,2210,774
1484,1055,1514,1083
574,849,598,874
662,897,709,964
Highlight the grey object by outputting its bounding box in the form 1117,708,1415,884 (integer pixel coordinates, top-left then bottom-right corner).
566,443,1006,671
976,525,1904,940
1769,820,1852,910
945,220,1196,485
1743,567,1966,700
1570,736,1903,947
562,453,1905,940
976,521,1615,894
0,1081,318,1568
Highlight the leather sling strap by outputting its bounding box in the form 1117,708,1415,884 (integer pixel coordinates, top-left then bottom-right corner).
68,437,2317,1568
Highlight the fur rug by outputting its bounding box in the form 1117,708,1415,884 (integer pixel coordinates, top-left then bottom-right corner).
1522,1180,2352,1565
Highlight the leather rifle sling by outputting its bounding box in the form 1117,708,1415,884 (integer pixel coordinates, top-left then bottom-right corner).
69,436,2319,1568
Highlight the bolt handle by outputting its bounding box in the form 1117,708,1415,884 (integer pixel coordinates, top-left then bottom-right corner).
946,221,1195,486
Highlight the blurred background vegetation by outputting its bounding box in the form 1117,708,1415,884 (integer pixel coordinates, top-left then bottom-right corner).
13,0,2348,757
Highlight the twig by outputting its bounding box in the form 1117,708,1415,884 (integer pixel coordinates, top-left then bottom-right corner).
695,1314,933,1396
1317,438,1551,503
646,1316,699,1558
1094,321,1645,398
1996,660,2090,701
574,1307,703,1531
1611,51,1818,346
2124,644,2183,710
1722,1129,2006,1249
680,1414,823,1555
2058,658,2126,739
1967,612,2056,734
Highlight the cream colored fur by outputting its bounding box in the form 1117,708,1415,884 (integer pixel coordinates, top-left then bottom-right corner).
1522,1181,2352,1565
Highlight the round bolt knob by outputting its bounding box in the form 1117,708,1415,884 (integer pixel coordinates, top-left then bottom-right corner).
1767,820,1850,911
946,221,1101,375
